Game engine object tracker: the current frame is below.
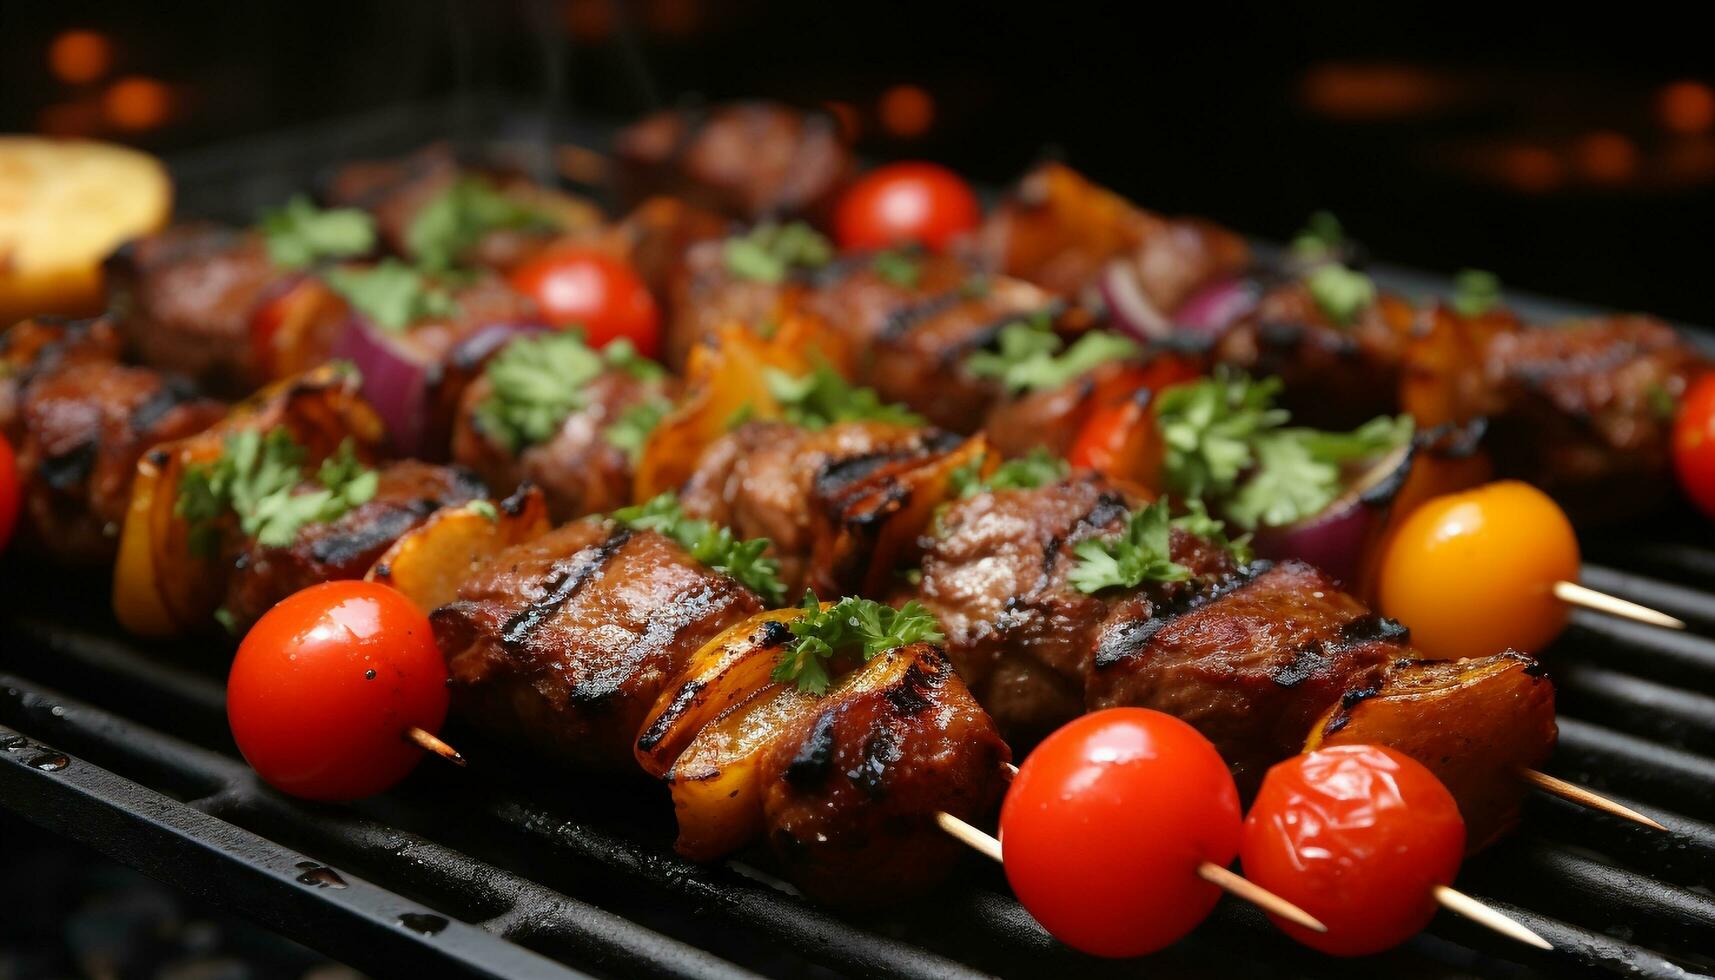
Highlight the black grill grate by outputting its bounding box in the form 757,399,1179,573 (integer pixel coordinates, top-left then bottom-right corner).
4,99,1715,980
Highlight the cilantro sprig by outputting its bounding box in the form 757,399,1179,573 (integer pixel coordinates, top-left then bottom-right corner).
723,222,834,283
603,396,672,461
771,593,944,695
1224,415,1412,529
1450,268,1502,317
177,429,378,558
473,332,662,454
1170,498,1253,565
407,176,551,272
323,259,459,332
1068,499,1191,594
613,493,786,605
258,196,376,269
1306,263,1376,327
1155,369,1290,500
871,248,923,288
964,315,1140,394
1290,210,1346,263
761,363,923,429
948,447,1069,499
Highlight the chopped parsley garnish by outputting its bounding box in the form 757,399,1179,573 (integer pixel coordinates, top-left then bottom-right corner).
1305,262,1376,327
1646,382,1679,421
771,592,944,695
1290,210,1345,263
1155,370,1412,530
613,493,786,605
1450,268,1502,317
948,447,1069,499
468,500,499,523
322,260,458,332
964,315,1140,394
603,395,672,461
1155,369,1291,500
722,222,834,284
473,331,652,454
1170,498,1253,565
407,176,550,271
762,363,923,429
177,428,378,558
1068,499,1191,594
871,248,923,288
258,195,376,269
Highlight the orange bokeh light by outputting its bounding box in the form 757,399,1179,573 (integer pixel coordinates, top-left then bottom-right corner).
1300,63,1448,120
1501,145,1564,194
879,84,934,139
102,76,171,131
1573,131,1638,184
1658,80,1715,135
49,30,113,85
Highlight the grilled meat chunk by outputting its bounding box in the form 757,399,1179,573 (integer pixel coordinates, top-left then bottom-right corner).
432,519,764,770
4,353,223,565
757,643,1011,904
220,462,484,630
679,420,970,596
1086,560,1403,792
453,365,670,522
105,224,284,393
614,102,853,222
912,476,1237,743
1212,282,1418,429
0,317,124,432
1478,315,1705,522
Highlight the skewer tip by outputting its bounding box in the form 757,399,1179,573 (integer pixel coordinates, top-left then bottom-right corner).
935,811,1004,863
404,726,467,767
1434,885,1552,950
1521,769,1668,831
1553,580,1686,630
1196,861,1327,933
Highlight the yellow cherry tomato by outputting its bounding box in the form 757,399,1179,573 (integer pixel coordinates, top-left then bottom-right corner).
1377,481,1580,660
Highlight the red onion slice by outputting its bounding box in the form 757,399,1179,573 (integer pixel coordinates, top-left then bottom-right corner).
1174,277,1261,335
331,316,431,458
1098,259,1171,341
1250,442,1414,587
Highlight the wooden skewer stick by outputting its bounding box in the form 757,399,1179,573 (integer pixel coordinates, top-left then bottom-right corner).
932,812,1327,933
1433,885,1552,950
404,726,467,768
1553,580,1685,630
1521,768,1667,831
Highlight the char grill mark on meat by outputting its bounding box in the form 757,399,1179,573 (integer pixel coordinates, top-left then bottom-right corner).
1085,559,1399,792
1089,561,1272,670
501,527,634,650
432,520,764,770
758,644,1010,905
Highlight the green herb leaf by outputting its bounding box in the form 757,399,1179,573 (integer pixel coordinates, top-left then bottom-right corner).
322,260,458,332
407,176,550,272
258,195,377,269
1224,415,1413,530
469,500,499,523
762,363,923,430
1306,263,1376,327
964,315,1140,394
722,222,834,284
1169,498,1253,565
472,331,610,454
1068,499,1192,594
771,592,945,694
871,248,923,288
1290,210,1345,262
1155,369,1291,500
603,395,672,461
1450,268,1502,317
1647,382,1679,422
949,447,1069,499
613,493,786,605
177,429,377,557
600,337,667,382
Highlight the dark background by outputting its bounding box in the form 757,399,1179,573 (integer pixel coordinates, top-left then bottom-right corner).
2,1,1712,323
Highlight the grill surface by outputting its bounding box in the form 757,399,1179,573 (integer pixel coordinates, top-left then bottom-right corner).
3,98,1714,980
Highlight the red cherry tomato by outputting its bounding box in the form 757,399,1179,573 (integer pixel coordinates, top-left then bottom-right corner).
0,431,19,551
999,708,1241,958
1241,745,1465,956
228,581,449,801
833,161,981,252
507,247,662,358
1673,372,1715,519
